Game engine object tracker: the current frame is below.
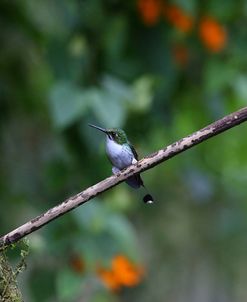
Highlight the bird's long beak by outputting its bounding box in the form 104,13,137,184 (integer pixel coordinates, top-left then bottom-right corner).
88,123,107,134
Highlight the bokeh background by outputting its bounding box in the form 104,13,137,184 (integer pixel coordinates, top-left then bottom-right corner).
1,0,247,301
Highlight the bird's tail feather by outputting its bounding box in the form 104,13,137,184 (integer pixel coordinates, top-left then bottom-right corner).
142,185,154,204
126,174,154,204
126,174,143,189
143,193,154,204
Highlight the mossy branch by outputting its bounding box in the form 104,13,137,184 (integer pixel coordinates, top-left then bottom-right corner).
1,107,247,249
0,240,29,301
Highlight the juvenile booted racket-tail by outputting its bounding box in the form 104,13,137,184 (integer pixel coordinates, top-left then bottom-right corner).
88,124,154,204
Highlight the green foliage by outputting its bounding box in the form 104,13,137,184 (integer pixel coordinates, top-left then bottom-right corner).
0,240,29,302
0,0,247,301
56,267,84,301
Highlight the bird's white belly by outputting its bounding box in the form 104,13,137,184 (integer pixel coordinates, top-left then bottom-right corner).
106,138,133,169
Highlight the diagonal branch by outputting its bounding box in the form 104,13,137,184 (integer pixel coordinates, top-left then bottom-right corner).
1,107,247,249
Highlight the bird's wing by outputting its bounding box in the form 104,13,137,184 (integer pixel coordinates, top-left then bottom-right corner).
129,144,139,160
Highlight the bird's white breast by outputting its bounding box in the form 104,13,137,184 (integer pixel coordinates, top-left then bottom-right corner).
106,136,133,169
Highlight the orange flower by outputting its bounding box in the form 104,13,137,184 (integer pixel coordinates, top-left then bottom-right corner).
164,4,193,33
97,254,144,292
97,268,122,292
137,0,162,26
69,254,85,274
199,17,227,52
112,255,144,287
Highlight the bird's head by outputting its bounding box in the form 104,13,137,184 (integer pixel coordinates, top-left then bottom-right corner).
88,124,128,145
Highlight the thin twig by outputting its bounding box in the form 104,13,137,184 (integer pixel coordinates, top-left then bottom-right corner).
1,107,247,249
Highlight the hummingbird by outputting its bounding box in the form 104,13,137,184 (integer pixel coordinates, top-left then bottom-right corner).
88,124,154,204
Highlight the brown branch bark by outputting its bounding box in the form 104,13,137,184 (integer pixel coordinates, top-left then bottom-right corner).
1,107,247,249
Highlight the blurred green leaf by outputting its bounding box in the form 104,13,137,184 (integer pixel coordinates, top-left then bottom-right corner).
56,268,83,301
101,75,133,103
73,201,139,259
89,88,126,128
25,0,75,36
49,81,88,128
130,75,155,111
171,0,197,15
233,75,247,104
95,74,136,126
73,200,108,234
203,59,237,93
